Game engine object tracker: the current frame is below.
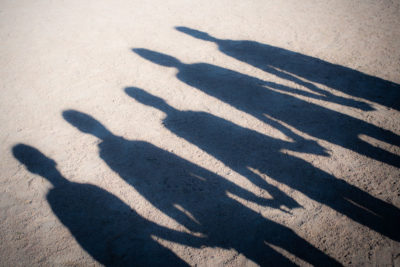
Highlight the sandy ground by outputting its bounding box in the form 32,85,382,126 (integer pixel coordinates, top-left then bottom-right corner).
1,0,400,266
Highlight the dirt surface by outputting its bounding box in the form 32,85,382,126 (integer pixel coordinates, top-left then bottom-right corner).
1,0,400,266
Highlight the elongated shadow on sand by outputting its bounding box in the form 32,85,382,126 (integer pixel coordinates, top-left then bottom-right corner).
132,49,400,170
12,144,200,266
125,87,400,242
126,87,322,210
176,26,400,111
62,110,340,266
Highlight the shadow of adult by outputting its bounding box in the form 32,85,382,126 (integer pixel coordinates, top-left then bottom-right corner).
176,26,400,111
126,88,400,242
63,110,340,266
132,48,400,170
12,144,200,266
126,87,317,211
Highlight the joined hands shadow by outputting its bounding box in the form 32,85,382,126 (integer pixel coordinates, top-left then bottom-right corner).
176,26,400,111
12,144,198,266
125,87,400,243
132,48,400,169
62,110,340,266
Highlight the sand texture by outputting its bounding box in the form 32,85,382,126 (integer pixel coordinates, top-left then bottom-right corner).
1,0,400,266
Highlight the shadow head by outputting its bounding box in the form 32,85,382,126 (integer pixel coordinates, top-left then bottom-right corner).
175,26,216,42
63,110,110,139
132,48,181,68
125,87,171,113
12,144,57,176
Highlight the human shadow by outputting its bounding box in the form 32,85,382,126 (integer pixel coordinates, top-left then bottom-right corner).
132,48,400,170
176,26,400,111
125,88,400,242
63,110,340,266
126,87,320,211
12,144,201,266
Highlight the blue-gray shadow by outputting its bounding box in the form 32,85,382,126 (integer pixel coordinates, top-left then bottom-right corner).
132,48,400,170
12,144,199,266
62,110,340,266
175,26,400,111
125,86,400,243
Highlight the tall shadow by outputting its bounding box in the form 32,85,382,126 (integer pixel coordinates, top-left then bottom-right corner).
63,110,340,266
126,87,319,211
176,26,400,111
125,88,400,242
132,49,400,170
12,144,201,266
